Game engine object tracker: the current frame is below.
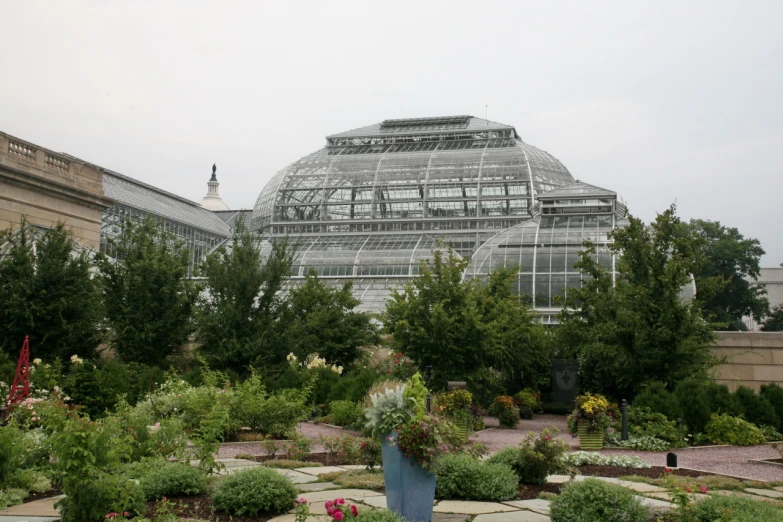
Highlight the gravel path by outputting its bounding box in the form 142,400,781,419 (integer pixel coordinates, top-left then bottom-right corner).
218,417,783,481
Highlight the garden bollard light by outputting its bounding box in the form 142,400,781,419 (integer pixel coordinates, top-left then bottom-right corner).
621,399,629,441
667,452,678,469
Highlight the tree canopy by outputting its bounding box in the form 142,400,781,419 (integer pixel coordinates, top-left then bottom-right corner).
383,249,549,392
195,222,294,375
762,304,783,332
282,271,379,366
557,205,718,400
97,216,198,365
0,221,102,361
687,219,768,330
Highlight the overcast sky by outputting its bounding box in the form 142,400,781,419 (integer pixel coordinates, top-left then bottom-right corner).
1,1,781,265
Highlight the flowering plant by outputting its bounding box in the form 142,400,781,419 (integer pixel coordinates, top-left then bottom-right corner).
488,395,521,428
661,467,709,518
394,417,462,472
380,352,417,380
289,352,343,374
567,393,612,435
325,498,359,521
294,498,309,522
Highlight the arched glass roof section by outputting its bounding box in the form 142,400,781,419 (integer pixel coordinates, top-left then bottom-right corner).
251,116,573,239
464,181,627,323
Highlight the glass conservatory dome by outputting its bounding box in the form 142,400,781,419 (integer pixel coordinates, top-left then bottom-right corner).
251,115,576,313
463,181,628,323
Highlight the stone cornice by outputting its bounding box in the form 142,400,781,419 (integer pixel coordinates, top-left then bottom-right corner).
0,162,114,211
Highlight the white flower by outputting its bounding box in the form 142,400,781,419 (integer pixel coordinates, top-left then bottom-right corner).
32,358,42,365
69,355,83,365
286,352,297,362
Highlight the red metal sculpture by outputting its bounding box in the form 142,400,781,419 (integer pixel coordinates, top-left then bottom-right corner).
5,336,31,412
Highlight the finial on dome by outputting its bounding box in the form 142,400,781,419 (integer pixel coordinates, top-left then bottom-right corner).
210,163,217,182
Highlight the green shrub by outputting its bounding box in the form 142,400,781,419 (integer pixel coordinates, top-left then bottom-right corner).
550,478,650,522
687,493,783,521
138,461,206,500
605,433,669,452
359,437,382,468
560,451,651,468
674,378,712,435
212,466,297,516
705,413,766,446
633,382,681,421
354,509,407,522
57,471,146,522
0,488,26,510
488,396,520,428
761,424,783,442
325,368,379,404
0,424,26,487
435,453,518,501
705,381,742,417
518,404,534,420
486,428,569,484
257,393,308,438
628,406,688,448
329,400,364,428
515,388,541,411
761,383,783,429
734,386,780,430
7,469,52,493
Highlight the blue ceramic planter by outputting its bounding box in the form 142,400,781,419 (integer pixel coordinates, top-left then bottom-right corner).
381,431,436,522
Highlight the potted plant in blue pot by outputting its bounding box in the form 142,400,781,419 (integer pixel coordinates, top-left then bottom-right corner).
365,374,460,522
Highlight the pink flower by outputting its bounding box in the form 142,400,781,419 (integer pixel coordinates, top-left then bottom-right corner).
334,511,344,521
326,501,334,508
544,436,551,440
350,505,359,516
327,507,336,516
686,487,692,493
336,498,345,505
298,497,308,504
123,512,129,517
700,486,708,494
665,468,671,473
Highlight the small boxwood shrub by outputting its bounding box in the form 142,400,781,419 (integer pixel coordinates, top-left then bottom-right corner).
486,428,569,484
705,413,766,446
674,378,712,435
138,462,206,500
435,453,518,501
705,381,742,417
687,493,783,521
328,400,364,428
733,386,780,430
550,478,649,522
212,466,297,516
633,382,681,421
628,406,688,448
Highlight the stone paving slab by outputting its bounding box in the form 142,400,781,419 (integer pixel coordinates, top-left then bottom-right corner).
434,501,519,515
295,466,347,476
473,511,550,522
620,481,666,493
545,475,572,484
502,499,550,514
636,496,675,510
645,492,708,503
746,487,783,499
293,489,384,503
275,469,321,484
0,496,63,518
432,514,471,522
356,495,387,509
268,515,331,522
339,465,368,470
298,482,340,492
572,475,622,484
0,515,60,522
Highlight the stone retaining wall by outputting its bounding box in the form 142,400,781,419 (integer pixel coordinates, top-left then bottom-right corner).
711,331,783,390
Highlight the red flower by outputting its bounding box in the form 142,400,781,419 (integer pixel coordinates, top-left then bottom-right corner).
665,468,671,473
700,486,708,494
334,511,345,521
350,505,359,516
544,436,551,440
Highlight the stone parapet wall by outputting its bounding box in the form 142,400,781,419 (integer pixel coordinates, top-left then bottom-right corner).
0,131,113,249
711,331,783,391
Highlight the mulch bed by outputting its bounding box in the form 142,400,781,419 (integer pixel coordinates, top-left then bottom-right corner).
517,466,714,500
144,495,278,522
23,486,63,503
251,453,355,466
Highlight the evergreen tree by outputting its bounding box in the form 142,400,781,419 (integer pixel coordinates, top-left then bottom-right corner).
687,219,768,330
0,221,102,361
195,222,294,374
96,216,197,365
283,271,378,366
557,205,717,399
761,304,783,332
384,250,548,390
